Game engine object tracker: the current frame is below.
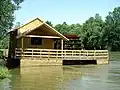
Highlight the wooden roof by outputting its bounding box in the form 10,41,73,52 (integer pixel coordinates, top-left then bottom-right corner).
10,18,69,41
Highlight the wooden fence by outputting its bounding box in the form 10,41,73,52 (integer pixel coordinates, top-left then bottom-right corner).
15,48,109,60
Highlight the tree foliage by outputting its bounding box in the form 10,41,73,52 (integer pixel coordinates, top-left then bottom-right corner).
47,7,120,51
46,21,53,27
54,22,70,34
0,0,23,37
81,14,104,50
69,23,82,35
103,7,120,51
0,0,23,48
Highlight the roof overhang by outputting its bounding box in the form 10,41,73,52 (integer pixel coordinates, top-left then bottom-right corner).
11,18,69,41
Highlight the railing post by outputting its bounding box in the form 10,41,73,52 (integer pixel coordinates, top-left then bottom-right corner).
32,49,33,59
56,50,58,59
72,50,73,57
87,50,88,60
61,50,63,60
48,49,50,60
79,50,81,60
94,50,96,60
65,50,66,59
40,49,41,60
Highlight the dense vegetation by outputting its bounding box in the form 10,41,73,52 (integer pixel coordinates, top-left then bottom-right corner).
0,0,23,49
0,66,11,79
0,0,23,79
0,50,11,79
46,7,120,51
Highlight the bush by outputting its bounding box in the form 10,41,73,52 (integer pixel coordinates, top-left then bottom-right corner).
0,66,11,79
0,50,7,66
0,50,4,59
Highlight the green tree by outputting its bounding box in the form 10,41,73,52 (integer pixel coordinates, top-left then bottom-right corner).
69,23,82,35
46,21,53,27
81,14,104,50
0,0,23,48
55,22,70,34
103,7,120,51
14,22,21,28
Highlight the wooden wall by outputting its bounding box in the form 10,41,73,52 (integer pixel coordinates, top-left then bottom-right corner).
16,23,62,49
17,37,55,49
28,25,59,36
8,30,17,58
21,58,62,66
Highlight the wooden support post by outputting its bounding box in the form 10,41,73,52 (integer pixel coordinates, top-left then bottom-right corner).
94,50,96,60
79,50,81,60
72,50,73,56
48,49,50,60
87,51,88,60
40,50,41,60
32,49,33,59
61,39,63,59
61,39,63,50
21,37,24,58
56,50,58,59
65,50,66,58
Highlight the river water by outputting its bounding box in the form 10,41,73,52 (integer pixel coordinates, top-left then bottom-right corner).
0,60,120,90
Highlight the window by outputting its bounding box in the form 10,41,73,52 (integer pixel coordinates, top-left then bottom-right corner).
31,37,42,45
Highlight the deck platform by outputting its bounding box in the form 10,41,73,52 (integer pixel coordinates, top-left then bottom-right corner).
15,48,109,66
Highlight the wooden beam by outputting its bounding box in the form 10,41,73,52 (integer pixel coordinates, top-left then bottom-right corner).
17,35,61,39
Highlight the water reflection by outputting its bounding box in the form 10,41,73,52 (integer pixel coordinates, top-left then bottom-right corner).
4,61,120,90
0,78,11,90
10,66,63,90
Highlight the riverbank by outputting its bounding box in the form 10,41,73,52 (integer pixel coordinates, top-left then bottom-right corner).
0,66,11,80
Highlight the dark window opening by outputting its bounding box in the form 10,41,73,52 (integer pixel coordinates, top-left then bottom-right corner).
63,60,97,65
31,37,42,45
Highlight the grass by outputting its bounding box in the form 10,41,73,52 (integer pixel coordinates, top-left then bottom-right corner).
0,66,11,80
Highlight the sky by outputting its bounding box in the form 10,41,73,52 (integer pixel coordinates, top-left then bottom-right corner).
14,0,120,25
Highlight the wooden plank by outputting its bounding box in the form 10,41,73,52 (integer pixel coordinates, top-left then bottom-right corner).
21,52,108,55
16,48,108,52
25,35,61,39
16,54,108,58
15,48,109,61
17,53,108,56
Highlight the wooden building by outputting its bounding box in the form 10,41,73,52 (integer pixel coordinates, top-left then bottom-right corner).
64,34,82,50
8,18,68,58
8,18,109,66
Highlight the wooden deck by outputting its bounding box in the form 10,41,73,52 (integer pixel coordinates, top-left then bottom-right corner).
15,48,109,66
15,48,108,60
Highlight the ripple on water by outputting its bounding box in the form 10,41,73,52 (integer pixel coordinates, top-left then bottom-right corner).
6,60,120,90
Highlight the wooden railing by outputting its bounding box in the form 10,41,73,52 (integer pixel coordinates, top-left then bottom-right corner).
15,48,109,60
